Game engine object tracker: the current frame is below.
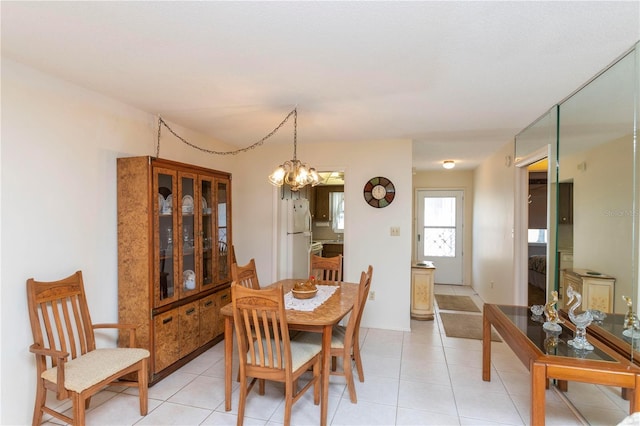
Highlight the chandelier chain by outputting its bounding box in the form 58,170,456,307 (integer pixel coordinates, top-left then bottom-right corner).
155,108,297,158
293,108,297,160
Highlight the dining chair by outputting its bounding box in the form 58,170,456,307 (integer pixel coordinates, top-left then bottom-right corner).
294,265,373,403
231,283,322,426
310,254,343,284
230,244,237,265
26,271,150,426
231,258,260,290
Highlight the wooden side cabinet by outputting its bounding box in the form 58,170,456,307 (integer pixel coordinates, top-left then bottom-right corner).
562,268,615,313
411,262,436,320
557,250,573,303
117,156,232,383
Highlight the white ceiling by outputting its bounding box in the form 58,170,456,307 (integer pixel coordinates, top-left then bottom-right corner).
2,1,639,170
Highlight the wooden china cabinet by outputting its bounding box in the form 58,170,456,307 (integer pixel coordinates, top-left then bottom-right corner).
117,156,232,383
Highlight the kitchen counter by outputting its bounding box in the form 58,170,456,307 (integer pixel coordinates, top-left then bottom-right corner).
315,239,343,244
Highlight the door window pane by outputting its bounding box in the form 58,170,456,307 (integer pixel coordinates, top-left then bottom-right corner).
423,196,456,257
424,228,455,257
425,197,456,226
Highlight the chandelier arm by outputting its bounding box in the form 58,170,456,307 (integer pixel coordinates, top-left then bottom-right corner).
155,109,296,157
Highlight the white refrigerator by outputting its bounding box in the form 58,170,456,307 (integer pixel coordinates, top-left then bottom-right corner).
278,198,312,280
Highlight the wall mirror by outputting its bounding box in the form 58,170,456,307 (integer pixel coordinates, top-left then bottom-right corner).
517,41,640,365
515,107,558,309
558,47,638,317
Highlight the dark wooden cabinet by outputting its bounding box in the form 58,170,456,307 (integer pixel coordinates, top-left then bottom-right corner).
559,182,573,224
322,243,343,258
117,156,232,383
528,183,547,229
314,186,331,220
312,185,343,221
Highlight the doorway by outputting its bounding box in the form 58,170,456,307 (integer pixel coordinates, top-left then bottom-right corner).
526,159,549,306
416,189,464,285
514,146,552,307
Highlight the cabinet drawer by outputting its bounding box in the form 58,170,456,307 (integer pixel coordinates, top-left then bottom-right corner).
199,294,217,345
179,301,200,358
154,309,180,373
214,288,231,336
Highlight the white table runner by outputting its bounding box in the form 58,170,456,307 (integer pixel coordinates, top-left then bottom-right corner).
284,285,338,312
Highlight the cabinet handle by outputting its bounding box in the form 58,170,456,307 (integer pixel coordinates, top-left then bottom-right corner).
221,294,229,301
186,307,196,315
204,300,213,307
163,317,173,324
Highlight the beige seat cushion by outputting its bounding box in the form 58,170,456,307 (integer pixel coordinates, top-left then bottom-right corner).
295,325,346,349
41,348,150,393
248,339,321,370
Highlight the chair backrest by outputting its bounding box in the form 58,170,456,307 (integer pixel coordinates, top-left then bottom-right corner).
231,283,292,373
343,266,373,347
310,254,343,284
231,258,260,289
230,244,237,265
27,271,96,370
355,265,373,328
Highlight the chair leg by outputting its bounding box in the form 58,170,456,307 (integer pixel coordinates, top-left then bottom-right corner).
353,342,365,382
284,382,294,426
313,359,320,405
237,375,248,426
72,393,84,426
137,359,149,415
343,355,357,403
32,381,46,426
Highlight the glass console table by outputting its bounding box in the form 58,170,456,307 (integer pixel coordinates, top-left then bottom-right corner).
483,304,640,425
560,309,640,361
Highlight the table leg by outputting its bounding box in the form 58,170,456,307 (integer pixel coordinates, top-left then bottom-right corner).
531,361,546,426
224,316,233,411
482,308,491,381
320,324,331,426
631,375,640,414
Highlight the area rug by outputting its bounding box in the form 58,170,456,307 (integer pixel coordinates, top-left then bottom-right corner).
439,312,502,342
435,294,481,313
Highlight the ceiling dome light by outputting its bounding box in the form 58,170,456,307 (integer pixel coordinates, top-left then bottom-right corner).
443,160,455,169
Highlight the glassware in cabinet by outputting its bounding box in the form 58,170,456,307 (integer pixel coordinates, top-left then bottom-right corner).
154,168,178,307
179,172,198,296
216,178,231,283
200,177,215,290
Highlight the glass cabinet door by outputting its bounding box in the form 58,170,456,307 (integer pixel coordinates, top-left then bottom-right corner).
179,172,198,297
154,167,178,307
216,178,231,283
200,177,215,290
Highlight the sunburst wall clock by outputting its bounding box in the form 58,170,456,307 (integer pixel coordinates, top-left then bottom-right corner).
363,176,395,208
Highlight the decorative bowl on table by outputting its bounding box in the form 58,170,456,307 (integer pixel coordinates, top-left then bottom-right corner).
292,282,318,299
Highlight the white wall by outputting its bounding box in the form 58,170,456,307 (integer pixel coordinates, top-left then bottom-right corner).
1,60,413,423
1,60,241,425
233,139,414,331
412,170,474,285
560,136,634,314
472,142,517,303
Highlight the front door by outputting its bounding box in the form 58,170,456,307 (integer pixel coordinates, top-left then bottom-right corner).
417,189,464,285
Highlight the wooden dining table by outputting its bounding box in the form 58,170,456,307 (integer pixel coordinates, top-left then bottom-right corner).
220,278,359,426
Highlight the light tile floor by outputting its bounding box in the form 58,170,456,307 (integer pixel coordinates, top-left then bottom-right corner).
42,285,632,425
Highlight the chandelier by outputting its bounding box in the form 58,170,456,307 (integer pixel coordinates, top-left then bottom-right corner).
268,108,319,191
